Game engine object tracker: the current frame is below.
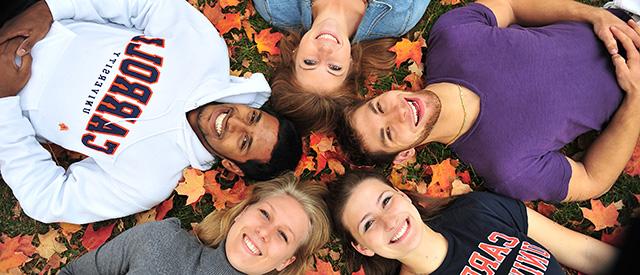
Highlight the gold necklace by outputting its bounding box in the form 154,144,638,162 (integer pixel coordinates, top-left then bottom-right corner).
445,84,466,146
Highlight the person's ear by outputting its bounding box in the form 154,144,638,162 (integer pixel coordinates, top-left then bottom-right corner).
351,241,375,257
392,148,416,165
276,256,296,271
221,159,245,176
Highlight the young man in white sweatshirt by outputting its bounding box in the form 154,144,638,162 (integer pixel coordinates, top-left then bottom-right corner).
0,0,302,224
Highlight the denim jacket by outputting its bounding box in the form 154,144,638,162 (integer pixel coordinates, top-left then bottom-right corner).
252,0,431,43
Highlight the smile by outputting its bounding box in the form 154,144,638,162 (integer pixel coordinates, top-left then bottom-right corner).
243,234,262,256
390,218,410,243
214,111,230,138
406,98,422,127
316,32,340,45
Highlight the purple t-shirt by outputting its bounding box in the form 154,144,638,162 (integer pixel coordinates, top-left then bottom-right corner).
425,3,624,201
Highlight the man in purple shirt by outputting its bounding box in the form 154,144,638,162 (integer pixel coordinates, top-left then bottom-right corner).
337,0,640,202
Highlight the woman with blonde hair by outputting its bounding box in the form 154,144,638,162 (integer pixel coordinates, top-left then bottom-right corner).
253,0,429,133
59,172,331,275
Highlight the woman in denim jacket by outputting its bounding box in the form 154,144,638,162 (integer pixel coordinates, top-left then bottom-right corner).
253,0,431,134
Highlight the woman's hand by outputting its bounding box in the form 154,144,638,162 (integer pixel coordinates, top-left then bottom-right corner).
0,0,53,57
0,37,33,98
592,9,640,55
610,21,640,97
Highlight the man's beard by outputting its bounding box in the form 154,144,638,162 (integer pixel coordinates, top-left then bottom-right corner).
408,89,441,148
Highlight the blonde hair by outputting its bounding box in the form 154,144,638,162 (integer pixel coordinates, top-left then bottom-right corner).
269,31,397,134
194,172,331,275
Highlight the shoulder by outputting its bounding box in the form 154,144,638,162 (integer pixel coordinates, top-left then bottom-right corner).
135,218,183,236
430,3,498,37
354,0,430,41
252,0,310,30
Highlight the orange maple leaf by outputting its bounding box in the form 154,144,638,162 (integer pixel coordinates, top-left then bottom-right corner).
219,0,240,8
175,168,206,205
306,257,339,275
0,235,36,272
624,138,640,176
204,170,252,210
81,223,116,251
309,133,337,174
388,37,426,68
327,159,345,175
242,20,257,40
295,156,317,176
59,223,82,242
440,0,462,5
255,28,284,56
388,168,415,191
403,72,424,91
202,2,224,25
214,13,242,35
155,195,174,221
580,199,620,231
426,158,457,197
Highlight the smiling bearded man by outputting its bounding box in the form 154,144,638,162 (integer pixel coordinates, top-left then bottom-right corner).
336,0,640,203
0,0,301,224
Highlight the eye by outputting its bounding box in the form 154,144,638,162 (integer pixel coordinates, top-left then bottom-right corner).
241,135,249,150
364,220,373,232
260,209,270,220
278,230,289,243
303,59,317,66
328,64,342,71
382,195,392,207
249,111,257,124
386,127,392,141
376,102,384,114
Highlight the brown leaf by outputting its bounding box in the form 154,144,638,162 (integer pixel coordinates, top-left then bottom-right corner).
255,28,284,56
134,208,157,226
204,170,252,210
403,72,424,91
175,168,206,205
426,158,457,198
306,257,339,275
580,199,620,231
81,223,116,251
388,37,426,68
0,235,36,272
536,202,557,218
219,0,240,8
36,229,66,260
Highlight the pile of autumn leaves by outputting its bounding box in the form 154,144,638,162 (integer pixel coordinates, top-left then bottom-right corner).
2,0,640,274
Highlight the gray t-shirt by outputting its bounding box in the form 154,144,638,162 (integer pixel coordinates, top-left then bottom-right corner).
59,218,243,275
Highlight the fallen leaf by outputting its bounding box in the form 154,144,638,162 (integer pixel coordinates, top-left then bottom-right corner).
440,0,462,5
307,257,339,275
204,170,252,210
388,37,426,68
329,250,341,261
202,2,224,26
580,199,620,231
175,168,206,205
612,200,624,210
635,194,640,204
426,158,456,197
134,208,157,225
624,139,640,176
403,72,424,91
0,235,36,272
219,0,240,8
450,179,472,196
457,170,471,185
536,202,557,218
352,266,366,275
295,156,317,176
39,253,66,275
327,159,345,175
242,20,256,40
59,223,82,242
11,203,21,219
408,61,424,77
214,13,242,35
36,229,66,260
81,223,116,251
155,195,174,221
255,28,283,55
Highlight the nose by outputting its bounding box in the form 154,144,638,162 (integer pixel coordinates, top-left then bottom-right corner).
255,224,274,242
317,41,334,54
226,116,250,133
381,214,397,232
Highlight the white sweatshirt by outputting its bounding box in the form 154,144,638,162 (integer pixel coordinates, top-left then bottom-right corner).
0,0,270,224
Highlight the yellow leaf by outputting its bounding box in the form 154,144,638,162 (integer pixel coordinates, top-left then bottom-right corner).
175,168,206,205
36,230,66,260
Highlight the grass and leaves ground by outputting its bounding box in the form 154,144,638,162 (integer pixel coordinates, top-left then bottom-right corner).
1,0,639,274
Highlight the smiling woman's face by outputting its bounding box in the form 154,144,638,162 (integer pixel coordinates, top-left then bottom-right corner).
225,194,311,274
341,178,424,260
294,18,352,94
